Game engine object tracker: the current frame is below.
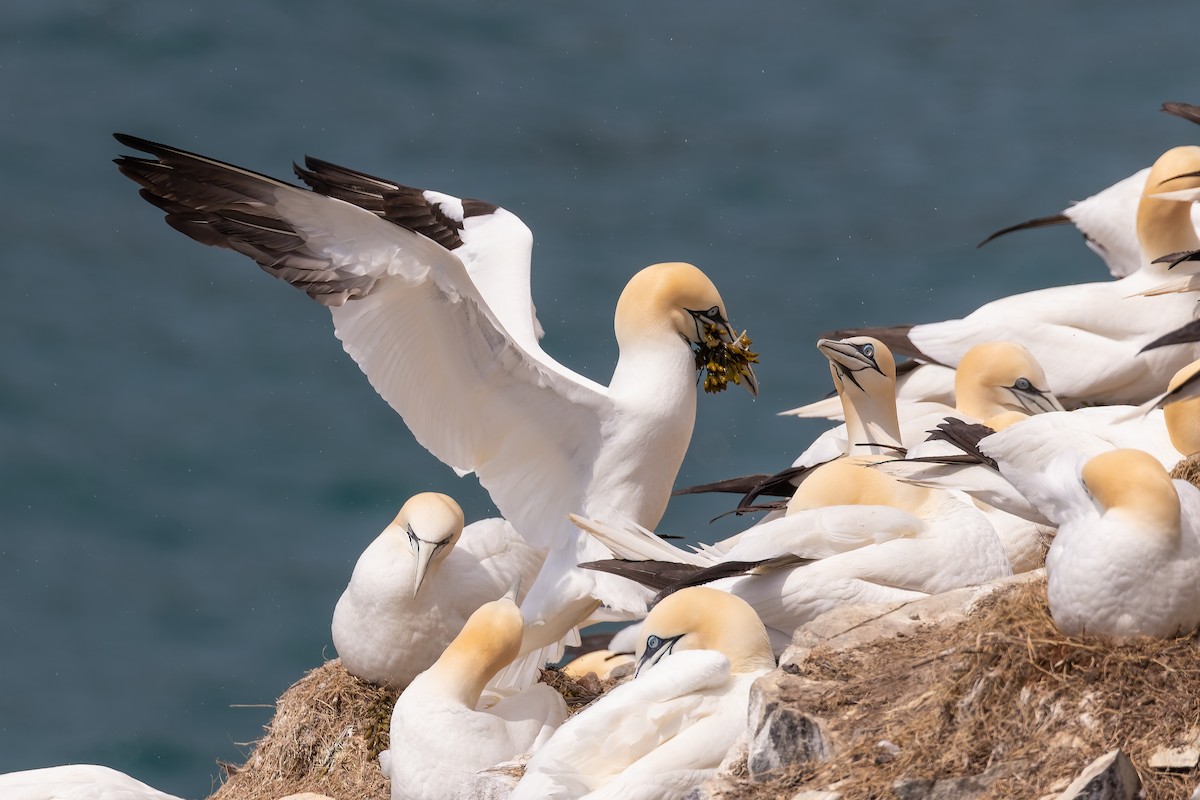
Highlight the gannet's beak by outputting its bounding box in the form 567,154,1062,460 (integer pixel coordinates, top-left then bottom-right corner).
634,632,684,678
1010,382,1066,414
1151,170,1200,203
687,308,759,397
816,338,883,393
503,576,521,603
404,524,443,599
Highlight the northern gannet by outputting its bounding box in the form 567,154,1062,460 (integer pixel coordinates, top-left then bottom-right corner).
978,167,1200,280
822,146,1200,407
510,587,775,800
332,492,543,687
576,464,1012,651
113,136,759,675
0,764,185,800
1044,449,1200,638
384,590,568,800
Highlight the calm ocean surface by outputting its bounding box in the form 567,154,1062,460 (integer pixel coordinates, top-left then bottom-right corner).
1,1,1196,794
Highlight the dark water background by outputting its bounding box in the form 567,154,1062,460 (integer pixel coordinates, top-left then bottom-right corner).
2,1,1196,795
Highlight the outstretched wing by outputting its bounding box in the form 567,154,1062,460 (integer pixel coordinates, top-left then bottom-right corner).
114,134,610,550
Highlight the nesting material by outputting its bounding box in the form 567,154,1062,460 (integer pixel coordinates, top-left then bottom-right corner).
693,323,758,394
742,578,1200,799
207,661,625,800
1170,453,1200,490
209,660,398,800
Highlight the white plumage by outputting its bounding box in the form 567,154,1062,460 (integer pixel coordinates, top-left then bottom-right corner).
822,146,1200,407
114,137,758,676
385,591,568,800
1043,449,1200,638
331,492,543,687
511,588,775,800
0,765,185,800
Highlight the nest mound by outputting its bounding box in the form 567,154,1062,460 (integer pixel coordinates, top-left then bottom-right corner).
749,578,1200,799
209,659,397,800
207,660,621,800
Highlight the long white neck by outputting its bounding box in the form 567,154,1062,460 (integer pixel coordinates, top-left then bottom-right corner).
597,336,698,529
840,386,903,456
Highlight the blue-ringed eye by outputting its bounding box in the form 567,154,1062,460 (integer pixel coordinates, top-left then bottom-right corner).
861,343,874,358
1015,377,1032,391
646,635,661,650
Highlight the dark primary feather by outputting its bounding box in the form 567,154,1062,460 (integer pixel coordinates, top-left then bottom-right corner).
1151,249,1200,270
1163,101,1200,126
976,212,1070,249
1141,318,1200,353
581,555,814,606
920,417,999,470
816,324,944,365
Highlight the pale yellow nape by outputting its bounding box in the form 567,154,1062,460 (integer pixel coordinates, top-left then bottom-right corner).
1081,449,1181,535
396,492,466,546
429,596,524,707
639,586,775,674
1138,146,1200,258
787,456,936,517
613,262,727,346
954,341,1043,419
1165,360,1200,457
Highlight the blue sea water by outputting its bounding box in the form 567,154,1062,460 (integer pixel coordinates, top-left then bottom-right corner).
1,1,1196,795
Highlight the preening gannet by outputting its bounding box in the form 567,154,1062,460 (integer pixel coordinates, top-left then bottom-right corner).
1044,449,1200,638
332,492,543,687
384,590,568,800
510,587,775,800
0,764,185,800
822,146,1200,406
113,136,759,675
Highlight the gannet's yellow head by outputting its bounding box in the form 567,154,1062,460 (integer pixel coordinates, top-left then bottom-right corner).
954,341,1064,418
614,262,758,395
1081,449,1180,534
1138,146,1200,259
1165,359,1200,457
430,592,524,706
817,336,895,396
388,492,465,598
634,586,775,677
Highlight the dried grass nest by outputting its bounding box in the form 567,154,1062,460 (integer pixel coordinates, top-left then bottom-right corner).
745,577,1200,800
208,659,621,800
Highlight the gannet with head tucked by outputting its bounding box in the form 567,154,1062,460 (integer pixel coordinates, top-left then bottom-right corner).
384,589,568,800
0,765,185,800
113,136,759,680
510,587,775,800
1044,449,1200,638
332,492,543,687
822,146,1200,407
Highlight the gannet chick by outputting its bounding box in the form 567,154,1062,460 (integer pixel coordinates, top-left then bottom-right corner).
385,591,568,800
823,146,1200,406
1045,449,1200,638
0,764,185,800
511,588,775,800
332,492,543,687
113,137,759,685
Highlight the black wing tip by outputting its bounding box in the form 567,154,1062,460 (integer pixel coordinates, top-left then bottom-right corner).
1140,320,1200,353
976,213,1070,249
1163,102,1200,124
